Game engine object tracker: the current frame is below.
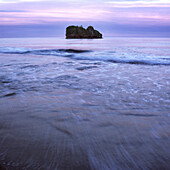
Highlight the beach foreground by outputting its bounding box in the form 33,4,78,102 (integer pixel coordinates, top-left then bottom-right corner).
0,37,170,169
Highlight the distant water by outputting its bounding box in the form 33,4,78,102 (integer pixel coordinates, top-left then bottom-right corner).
0,37,170,65
0,37,170,169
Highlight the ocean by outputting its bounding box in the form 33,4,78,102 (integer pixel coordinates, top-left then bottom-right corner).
0,37,170,169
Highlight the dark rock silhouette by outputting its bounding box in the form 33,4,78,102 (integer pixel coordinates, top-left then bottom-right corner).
66,25,102,39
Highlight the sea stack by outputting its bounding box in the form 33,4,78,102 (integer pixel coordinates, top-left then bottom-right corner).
66,25,102,39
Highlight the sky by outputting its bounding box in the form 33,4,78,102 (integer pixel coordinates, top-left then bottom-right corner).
0,0,170,37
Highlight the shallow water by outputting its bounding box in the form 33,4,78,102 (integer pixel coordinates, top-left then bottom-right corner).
0,37,170,169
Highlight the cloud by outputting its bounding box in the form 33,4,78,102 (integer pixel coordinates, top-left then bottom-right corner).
0,0,170,37
0,0,86,3
0,0,170,27
0,10,27,12
106,0,170,7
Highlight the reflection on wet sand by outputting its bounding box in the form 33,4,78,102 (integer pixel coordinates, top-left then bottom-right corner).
0,60,170,169
0,37,170,169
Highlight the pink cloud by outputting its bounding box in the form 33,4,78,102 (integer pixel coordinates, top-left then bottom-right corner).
0,0,170,26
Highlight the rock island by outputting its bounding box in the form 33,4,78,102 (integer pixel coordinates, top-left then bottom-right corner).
66,25,102,39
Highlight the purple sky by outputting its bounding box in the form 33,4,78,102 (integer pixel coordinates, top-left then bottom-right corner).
0,0,170,37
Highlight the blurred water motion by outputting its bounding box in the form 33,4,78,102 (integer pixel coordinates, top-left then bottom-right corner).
0,37,170,169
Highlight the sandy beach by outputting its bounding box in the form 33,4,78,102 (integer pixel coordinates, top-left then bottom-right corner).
0,37,170,169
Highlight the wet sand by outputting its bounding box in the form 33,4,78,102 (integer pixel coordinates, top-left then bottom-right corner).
0,59,170,169
0,37,170,169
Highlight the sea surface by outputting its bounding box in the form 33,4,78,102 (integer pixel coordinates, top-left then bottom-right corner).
0,37,170,170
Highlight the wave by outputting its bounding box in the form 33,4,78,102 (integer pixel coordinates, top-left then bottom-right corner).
73,57,170,66
0,47,170,66
107,59,170,66
0,47,91,56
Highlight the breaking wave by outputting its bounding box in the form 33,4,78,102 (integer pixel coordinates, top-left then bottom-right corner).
0,47,91,56
0,47,170,66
